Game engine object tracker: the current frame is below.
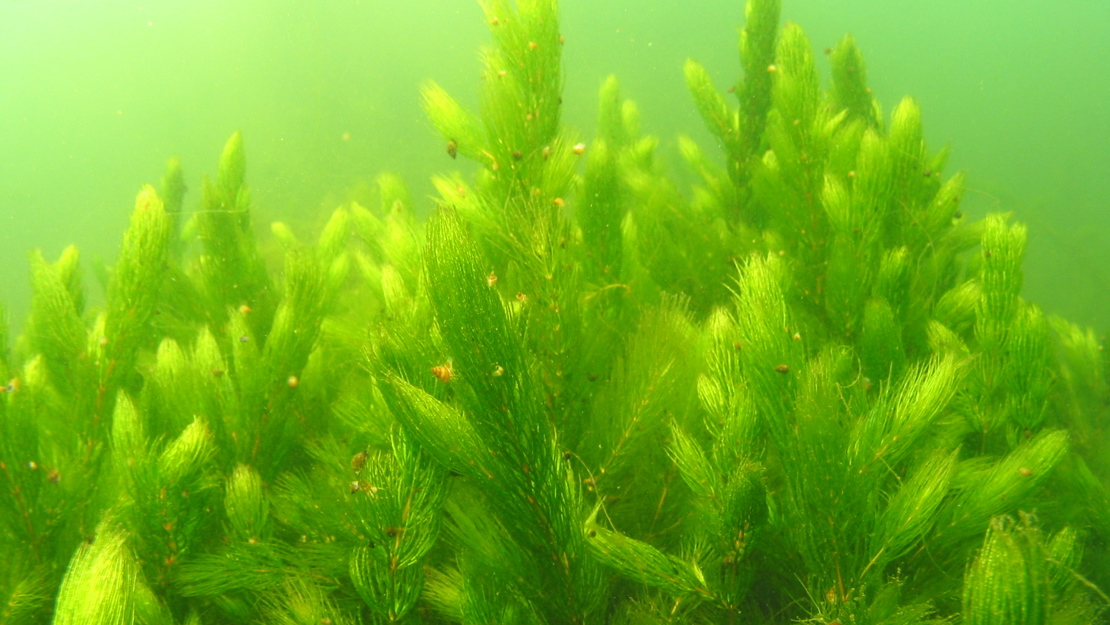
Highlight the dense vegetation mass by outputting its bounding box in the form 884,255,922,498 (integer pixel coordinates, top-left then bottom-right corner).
2,0,1108,623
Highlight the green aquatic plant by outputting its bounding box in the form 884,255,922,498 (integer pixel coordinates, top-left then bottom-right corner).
2,0,1109,623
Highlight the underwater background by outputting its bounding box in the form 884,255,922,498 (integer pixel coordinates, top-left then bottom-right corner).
1,1,1110,623
0,0,1107,332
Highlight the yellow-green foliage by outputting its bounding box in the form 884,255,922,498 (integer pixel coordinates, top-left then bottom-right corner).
0,1,1107,625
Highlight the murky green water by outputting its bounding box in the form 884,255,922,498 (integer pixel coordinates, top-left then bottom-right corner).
2,0,1108,329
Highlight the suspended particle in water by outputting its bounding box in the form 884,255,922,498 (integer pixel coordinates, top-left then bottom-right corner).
542,146,551,160
239,304,252,315
47,468,61,484
774,364,790,374
432,361,454,383
528,41,538,50
792,332,801,341
572,143,586,155
287,375,299,388
487,271,498,287
351,451,368,473
239,335,250,343
767,64,777,72
356,481,382,496
552,197,565,207
447,140,458,159
512,150,523,161
1019,467,1033,477
492,365,504,377
350,480,362,494
516,292,527,303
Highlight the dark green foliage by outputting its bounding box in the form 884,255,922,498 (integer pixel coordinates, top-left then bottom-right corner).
1,1,1108,624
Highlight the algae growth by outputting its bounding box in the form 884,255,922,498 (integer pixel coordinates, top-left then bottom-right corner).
2,0,1108,624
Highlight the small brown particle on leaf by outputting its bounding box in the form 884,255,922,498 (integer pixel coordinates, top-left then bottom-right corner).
1019,467,1033,477
774,364,790,374
351,451,368,472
